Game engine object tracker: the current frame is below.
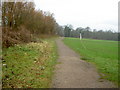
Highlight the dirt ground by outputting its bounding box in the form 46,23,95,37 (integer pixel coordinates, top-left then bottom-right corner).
52,37,117,88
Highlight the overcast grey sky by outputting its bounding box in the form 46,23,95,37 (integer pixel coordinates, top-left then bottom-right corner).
34,0,119,31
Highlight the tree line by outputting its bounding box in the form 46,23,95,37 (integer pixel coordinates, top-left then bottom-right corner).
57,25,119,41
1,1,60,47
1,1,119,48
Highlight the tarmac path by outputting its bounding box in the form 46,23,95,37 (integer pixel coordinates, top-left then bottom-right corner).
52,38,116,88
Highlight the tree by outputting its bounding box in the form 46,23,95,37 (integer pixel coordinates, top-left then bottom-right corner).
64,25,72,37
2,1,60,47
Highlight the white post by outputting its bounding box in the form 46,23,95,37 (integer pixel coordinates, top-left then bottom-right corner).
80,33,82,40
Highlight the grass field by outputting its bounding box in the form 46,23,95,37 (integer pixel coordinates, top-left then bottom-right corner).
63,37,118,85
2,39,58,88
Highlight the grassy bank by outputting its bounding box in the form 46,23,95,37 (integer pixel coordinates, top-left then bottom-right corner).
63,37,118,86
2,39,58,88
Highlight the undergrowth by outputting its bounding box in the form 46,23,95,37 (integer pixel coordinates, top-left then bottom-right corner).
2,39,57,88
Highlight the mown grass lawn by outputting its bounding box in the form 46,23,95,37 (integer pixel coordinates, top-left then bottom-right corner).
63,37,118,86
2,39,58,88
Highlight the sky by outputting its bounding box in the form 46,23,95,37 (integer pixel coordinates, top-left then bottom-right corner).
34,0,119,31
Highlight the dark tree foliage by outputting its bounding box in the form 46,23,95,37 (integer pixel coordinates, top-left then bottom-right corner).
64,25,73,37
58,26,118,41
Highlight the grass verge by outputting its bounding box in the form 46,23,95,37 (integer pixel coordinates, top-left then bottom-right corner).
63,37,118,86
2,38,58,88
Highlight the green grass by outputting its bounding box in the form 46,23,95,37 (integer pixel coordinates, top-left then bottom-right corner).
2,39,58,88
63,37,118,86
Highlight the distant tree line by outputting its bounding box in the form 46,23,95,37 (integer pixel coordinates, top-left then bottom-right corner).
1,1,60,47
57,25,119,41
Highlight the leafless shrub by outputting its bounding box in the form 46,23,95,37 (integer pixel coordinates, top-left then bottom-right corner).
2,26,33,48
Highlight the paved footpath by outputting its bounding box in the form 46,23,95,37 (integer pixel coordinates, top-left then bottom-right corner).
52,38,116,88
